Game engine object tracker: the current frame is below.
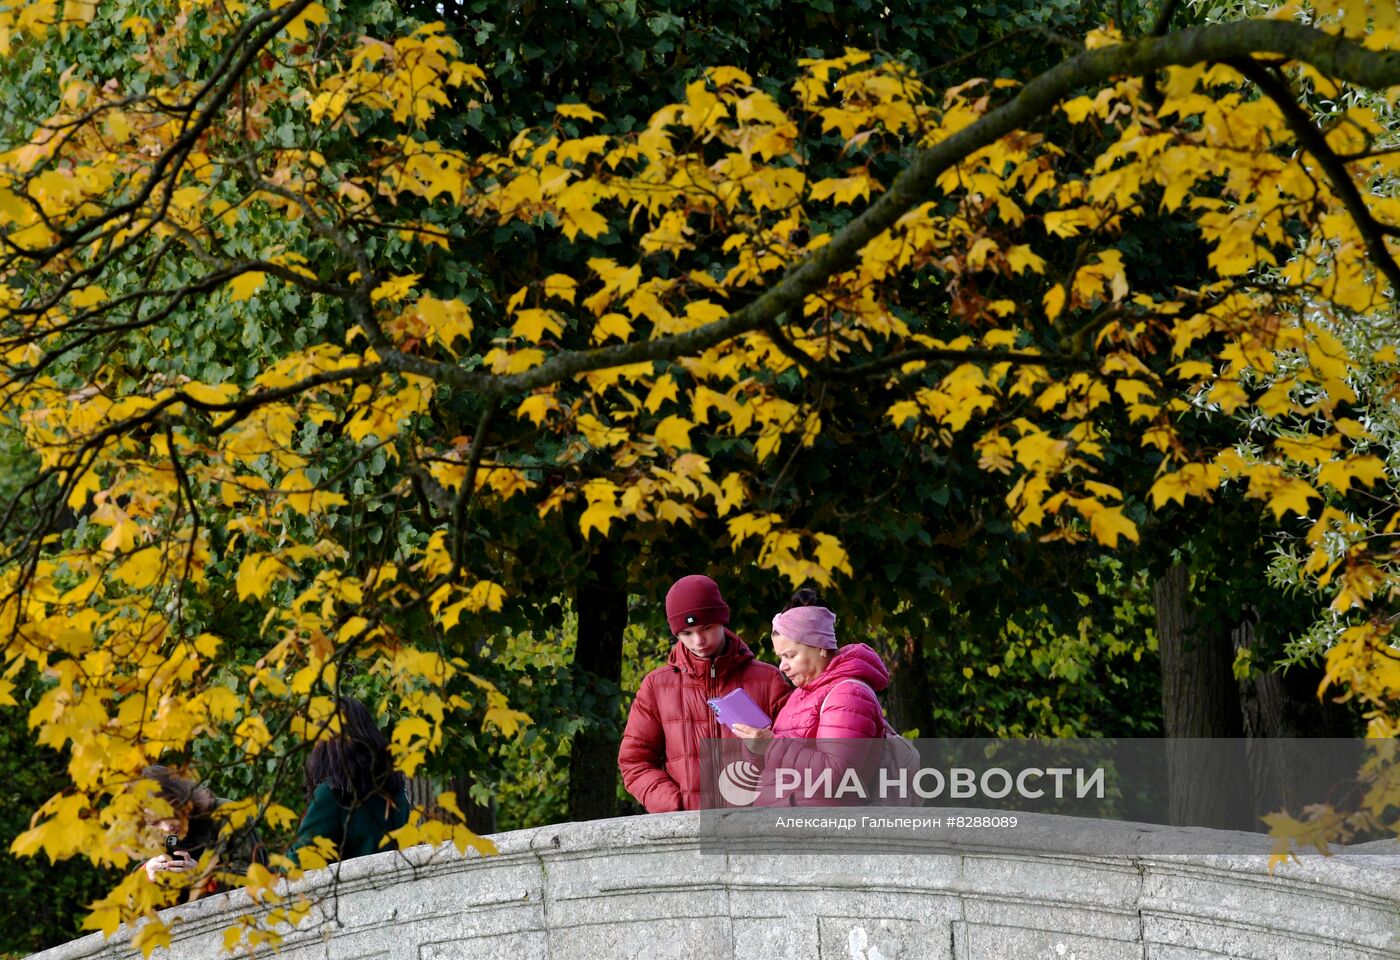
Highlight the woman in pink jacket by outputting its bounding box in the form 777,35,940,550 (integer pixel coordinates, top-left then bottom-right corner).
734,590,892,805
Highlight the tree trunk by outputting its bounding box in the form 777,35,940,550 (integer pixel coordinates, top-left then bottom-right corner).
1153,561,1250,830
408,774,497,833
1236,622,1358,824
447,772,498,835
883,633,932,736
566,543,628,821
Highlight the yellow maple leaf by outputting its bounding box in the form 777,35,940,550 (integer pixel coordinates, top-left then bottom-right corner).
1085,504,1139,548
66,468,103,510
284,1,328,41
516,394,559,427
112,548,162,589
809,174,876,206
542,274,577,304
371,273,420,303
576,413,627,448
812,532,854,578
483,704,532,736
1317,456,1387,494
592,312,633,344
653,415,695,452
236,553,289,602
1264,479,1320,520
734,91,788,125
1006,244,1045,274
466,580,506,612
281,469,348,514
133,919,172,959
555,102,605,122
579,501,620,539
512,308,565,343
182,381,240,405
69,285,107,308
229,272,266,301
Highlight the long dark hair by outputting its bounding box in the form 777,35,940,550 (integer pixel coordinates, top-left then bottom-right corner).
303,697,405,805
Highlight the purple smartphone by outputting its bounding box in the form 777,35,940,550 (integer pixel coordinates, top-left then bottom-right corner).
707,688,771,731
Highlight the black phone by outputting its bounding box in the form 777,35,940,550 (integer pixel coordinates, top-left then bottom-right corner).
164,834,180,857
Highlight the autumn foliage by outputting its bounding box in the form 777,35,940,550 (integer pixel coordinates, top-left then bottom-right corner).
0,0,1399,947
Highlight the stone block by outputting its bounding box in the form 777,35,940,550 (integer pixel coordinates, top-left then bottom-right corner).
954,920,1143,960
1141,911,1383,960
724,851,961,891
545,889,731,930
961,897,1141,942
732,917,819,956
547,917,733,960
1140,862,1399,948
961,853,1141,906
419,932,547,960
818,916,952,960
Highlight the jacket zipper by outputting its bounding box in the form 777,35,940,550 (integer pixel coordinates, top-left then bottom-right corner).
708,660,721,739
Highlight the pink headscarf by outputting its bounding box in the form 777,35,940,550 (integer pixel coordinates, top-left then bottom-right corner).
772,606,837,650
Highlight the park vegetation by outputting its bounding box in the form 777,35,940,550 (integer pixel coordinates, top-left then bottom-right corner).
0,0,1397,952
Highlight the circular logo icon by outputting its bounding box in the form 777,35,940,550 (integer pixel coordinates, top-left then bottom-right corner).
717,759,762,806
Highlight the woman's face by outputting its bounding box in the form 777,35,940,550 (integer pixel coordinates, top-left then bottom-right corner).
772,632,829,687
143,808,188,844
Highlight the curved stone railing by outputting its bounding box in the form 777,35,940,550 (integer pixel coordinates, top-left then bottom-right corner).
28,810,1400,960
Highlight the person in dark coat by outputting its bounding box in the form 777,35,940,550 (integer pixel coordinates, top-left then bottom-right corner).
289,696,409,866
618,574,791,812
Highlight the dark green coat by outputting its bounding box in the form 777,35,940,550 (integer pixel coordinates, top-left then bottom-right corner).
289,782,409,865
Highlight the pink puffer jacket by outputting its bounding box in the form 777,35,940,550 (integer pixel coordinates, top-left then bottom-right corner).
758,643,891,805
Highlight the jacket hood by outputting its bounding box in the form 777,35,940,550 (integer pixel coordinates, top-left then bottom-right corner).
667,628,756,677
804,642,889,694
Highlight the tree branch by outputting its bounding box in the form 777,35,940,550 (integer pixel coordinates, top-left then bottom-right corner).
1231,58,1400,298
362,20,1400,400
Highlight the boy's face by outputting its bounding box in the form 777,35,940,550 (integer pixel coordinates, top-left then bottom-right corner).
676,622,726,659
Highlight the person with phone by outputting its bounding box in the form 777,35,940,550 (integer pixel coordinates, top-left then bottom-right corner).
732,588,895,806
139,765,265,900
618,574,791,812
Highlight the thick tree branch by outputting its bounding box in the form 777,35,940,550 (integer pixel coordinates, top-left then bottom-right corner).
762,317,1088,380
362,20,1400,400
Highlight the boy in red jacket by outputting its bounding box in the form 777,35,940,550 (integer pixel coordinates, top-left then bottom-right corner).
618,575,791,812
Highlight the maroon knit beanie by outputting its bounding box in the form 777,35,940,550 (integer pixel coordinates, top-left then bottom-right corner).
665,575,730,635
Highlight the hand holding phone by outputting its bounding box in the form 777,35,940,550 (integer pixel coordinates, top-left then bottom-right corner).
145,838,195,881
160,835,194,872
707,689,771,731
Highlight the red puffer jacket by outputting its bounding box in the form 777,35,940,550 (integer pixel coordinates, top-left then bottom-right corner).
759,643,891,805
619,630,791,812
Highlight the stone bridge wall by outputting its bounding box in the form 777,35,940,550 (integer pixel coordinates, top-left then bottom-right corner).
28,811,1400,960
